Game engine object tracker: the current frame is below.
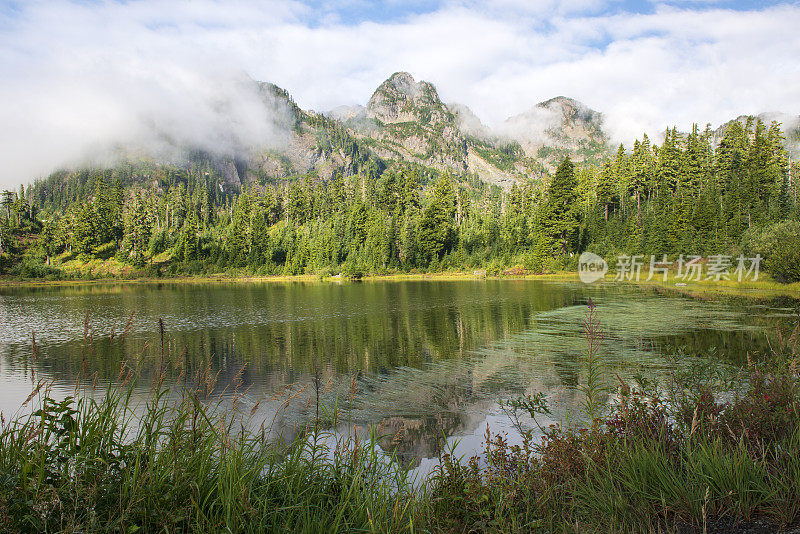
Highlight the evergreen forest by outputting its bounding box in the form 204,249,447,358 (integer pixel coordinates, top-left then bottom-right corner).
2,117,799,283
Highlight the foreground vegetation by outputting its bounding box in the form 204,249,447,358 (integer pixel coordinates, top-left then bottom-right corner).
428,305,800,533
0,379,417,532
1,303,798,533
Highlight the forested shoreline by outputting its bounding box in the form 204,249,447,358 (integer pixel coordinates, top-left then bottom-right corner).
2,117,798,283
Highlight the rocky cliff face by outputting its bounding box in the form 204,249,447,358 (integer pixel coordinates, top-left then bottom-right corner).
46,72,598,192
246,83,382,183
448,102,492,141
245,72,576,189
367,72,451,125
350,72,548,187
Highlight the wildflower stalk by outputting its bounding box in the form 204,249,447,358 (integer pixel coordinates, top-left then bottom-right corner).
580,298,609,428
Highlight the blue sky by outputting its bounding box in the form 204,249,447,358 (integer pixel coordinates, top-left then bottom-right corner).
2,0,793,27
1,0,799,185
302,0,795,24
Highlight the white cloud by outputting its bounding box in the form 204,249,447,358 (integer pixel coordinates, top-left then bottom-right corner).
0,0,297,188
1,0,798,187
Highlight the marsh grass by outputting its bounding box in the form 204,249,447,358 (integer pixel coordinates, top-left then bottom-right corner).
0,374,420,533
0,323,419,533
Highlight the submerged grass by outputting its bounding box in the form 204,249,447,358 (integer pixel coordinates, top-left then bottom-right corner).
1,307,799,533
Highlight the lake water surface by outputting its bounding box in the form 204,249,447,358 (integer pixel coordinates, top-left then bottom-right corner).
0,280,796,468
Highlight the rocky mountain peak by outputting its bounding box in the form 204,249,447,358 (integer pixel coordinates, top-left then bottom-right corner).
536,95,585,108
498,96,607,167
536,96,603,129
367,72,448,125
538,96,580,108
377,71,420,98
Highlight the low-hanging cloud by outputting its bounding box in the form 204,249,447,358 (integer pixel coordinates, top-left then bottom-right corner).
1,62,290,185
0,0,294,189
496,104,565,149
1,0,799,188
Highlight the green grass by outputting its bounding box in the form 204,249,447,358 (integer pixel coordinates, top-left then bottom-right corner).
0,378,418,533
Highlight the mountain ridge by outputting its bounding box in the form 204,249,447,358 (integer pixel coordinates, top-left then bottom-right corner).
25,71,800,195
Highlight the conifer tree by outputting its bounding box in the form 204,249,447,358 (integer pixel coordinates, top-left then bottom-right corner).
93,175,116,245
74,202,98,256
183,206,200,262
129,193,152,267
596,161,617,221
539,157,580,255
418,173,456,264
227,191,252,263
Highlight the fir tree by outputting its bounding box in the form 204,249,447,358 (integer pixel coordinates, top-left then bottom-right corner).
596,161,617,221
183,207,200,262
417,174,457,264
540,157,580,255
73,202,98,256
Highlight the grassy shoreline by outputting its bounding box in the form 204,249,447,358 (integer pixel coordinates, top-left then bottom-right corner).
1,270,798,302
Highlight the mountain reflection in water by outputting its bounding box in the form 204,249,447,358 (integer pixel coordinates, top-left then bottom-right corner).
0,280,793,464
